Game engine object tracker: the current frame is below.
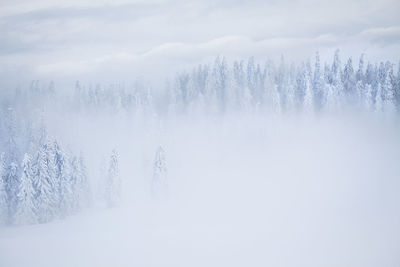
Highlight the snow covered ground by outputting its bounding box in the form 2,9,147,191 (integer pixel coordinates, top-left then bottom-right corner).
1,114,400,267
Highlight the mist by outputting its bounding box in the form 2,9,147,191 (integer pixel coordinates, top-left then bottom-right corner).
1,0,400,266
1,110,400,267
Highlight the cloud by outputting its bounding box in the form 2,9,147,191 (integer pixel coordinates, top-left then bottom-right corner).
0,0,399,86
30,27,399,85
358,26,400,45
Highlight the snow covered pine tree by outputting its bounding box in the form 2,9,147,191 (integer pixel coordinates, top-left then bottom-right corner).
152,146,167,197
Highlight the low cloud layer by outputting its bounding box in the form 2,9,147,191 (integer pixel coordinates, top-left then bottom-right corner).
0,0,399,86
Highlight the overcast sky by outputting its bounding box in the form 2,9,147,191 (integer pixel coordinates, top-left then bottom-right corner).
0,0,399,87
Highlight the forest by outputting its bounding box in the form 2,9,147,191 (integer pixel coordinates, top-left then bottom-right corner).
0,50,399,226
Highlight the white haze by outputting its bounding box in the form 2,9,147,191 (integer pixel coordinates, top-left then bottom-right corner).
1,112,400,267
1,0,400,266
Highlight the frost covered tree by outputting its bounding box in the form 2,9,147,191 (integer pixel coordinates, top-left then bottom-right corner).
3,107,20,214
152,146,167,196
32,141,58,222
76,154,91,210
375,82,383,113
233,60,247,109
365,62,377,110
5,162,19,218
396,62,400,110
212,56,229,112
285,63,296,111
356,55,365,104
303,63,314,113
382,63,396,113
105,149,121,207
330,50,344,108
54,141,73,216
313,52,325,110
15,153,37,225
343,58,356,100
69,155,81,212
4,108,19,162
365,83,374,110
0,153,8,224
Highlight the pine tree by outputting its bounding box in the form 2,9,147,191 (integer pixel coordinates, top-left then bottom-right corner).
5,162,19,219
96,156,107,204
213,56,229,111
105,150,121,207
382,63,396,113
69,155,80,212
303,63,314,113
313,52,325,110
76,154,91,210
375,82,383,113
365,63,377,110
0,153,8,225
285,63,296,112
233,60,245,109
365,83,374,110
343,58,356,99
54,141,73,216
356,55,365,105
331,50,344,108
396,62,400,110
32,142,57,223
152,146,167,196
4,107,20,215
271,82,281,114
15,154,37,225
4,107,19,162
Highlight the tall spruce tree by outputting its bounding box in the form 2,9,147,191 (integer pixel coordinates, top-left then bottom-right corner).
33,141,57,223
15,153,37,225
54,141,73,217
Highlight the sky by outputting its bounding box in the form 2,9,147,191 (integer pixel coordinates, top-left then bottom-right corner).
0,0,399,87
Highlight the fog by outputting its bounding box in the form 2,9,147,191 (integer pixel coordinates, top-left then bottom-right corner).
1,108,400,266
1,0,400,266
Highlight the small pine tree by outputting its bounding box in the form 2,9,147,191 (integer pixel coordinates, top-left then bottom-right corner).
105,150,121,207
152,146,167,196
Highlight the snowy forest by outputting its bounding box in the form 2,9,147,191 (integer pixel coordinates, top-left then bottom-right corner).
0,50,399,226
2,0,400,265
67,51,400,115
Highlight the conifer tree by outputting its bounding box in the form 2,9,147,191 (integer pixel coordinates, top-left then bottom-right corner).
32,142,57,223
105,150,121,207
77,154,91,209
152,146,167,196
15,154,37,225
54,141,73,216
0,153,8,225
